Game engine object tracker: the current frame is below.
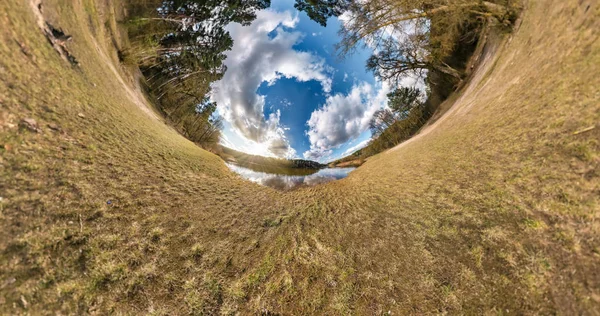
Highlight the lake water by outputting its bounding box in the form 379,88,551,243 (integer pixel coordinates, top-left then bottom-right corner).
226,163,355,191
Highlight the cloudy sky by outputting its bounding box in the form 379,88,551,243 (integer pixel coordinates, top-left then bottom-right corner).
211,0,402,162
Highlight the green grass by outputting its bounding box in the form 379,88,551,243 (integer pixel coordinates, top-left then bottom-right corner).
0,0,599,314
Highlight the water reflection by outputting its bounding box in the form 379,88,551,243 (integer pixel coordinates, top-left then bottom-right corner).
226,163,355,191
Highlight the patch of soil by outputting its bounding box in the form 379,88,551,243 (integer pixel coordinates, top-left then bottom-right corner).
29,0,79,66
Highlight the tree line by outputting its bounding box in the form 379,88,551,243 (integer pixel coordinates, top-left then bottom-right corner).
296,0,518,83
124,0,270,149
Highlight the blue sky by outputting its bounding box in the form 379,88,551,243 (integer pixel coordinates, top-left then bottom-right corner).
211,0,391,162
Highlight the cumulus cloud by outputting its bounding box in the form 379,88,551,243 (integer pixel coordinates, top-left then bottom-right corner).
210,10,333,158
303,81,391,160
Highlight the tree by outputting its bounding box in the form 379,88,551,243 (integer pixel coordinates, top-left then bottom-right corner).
298,0,515,82
387,87,422,118
134,0,271,87
294,0,349,27
369,108,397,137
151,0,270,76
127,0,271,147
346,1,514,82
191,102,224,145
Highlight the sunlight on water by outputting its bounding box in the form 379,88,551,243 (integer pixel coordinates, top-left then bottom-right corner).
226,163,355,191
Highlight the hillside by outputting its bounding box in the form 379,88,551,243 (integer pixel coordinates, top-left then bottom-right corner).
1,0,599,314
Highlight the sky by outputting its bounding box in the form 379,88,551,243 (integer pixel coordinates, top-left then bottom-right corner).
210,0,406,162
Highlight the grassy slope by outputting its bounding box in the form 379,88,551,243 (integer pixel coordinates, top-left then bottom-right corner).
0,0,598,314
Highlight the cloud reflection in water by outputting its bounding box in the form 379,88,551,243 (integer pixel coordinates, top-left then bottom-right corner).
226,163,355,191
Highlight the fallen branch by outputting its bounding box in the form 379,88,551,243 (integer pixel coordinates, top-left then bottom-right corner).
573,125,597,135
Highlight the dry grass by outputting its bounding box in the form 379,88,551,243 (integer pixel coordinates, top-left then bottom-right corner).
0,0,598,314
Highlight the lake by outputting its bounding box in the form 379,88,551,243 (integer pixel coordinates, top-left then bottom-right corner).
226,163,355,191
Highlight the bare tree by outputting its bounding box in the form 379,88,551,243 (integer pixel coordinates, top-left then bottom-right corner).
369,108,397,137
297,0,516,82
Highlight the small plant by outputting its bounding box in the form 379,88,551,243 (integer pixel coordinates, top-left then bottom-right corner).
524,218,544,230
149,227,163,242
262,217,282,228
191,243,203,260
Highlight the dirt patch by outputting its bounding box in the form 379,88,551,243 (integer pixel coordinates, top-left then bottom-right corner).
330,158,365,168
29,0,79,66
28,0,161,121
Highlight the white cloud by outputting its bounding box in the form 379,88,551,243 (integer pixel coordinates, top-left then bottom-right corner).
280,98,292,108
342,138,370,156
303,81,391,160
220,118,298,159
211,9,333,158
219,132,236,149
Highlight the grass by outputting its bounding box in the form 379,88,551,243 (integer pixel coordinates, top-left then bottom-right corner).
0,0,599,314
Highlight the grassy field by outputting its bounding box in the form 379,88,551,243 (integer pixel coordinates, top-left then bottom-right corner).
0,0,598,314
